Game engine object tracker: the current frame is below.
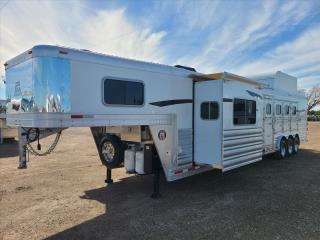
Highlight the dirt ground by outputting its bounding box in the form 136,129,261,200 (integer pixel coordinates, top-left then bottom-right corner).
0,123,320,240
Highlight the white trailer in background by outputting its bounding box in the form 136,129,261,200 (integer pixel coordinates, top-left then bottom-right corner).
5,45,308,197
0,113,18,144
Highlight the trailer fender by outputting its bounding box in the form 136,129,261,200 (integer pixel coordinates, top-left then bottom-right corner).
149,122,175,181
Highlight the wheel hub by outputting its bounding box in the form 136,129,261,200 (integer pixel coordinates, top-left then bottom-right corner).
288,143,293,154
102,142,115,162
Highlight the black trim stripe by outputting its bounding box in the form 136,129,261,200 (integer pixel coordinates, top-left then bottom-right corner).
223,98,233,102
149,99,193,107
246,90,262,99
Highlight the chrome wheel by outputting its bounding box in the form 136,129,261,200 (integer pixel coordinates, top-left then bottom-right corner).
102,142,115,162
294,142,299,152
293,137,299,154
98,134,123,168
280,140,287,158
287,139,293,155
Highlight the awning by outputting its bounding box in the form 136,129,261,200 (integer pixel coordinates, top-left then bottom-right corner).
189,72,264,88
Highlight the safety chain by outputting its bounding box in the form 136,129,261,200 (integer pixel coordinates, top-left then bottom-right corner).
26,130,62,156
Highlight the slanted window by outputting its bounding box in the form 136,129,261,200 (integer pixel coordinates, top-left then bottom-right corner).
292,106,297,115
201,101,219,120
266,103,272,115
233,98,256,125
104,79,144,105
276,104,282,115
284,105,290,115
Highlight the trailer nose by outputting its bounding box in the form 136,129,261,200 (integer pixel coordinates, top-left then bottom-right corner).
6,56,71,114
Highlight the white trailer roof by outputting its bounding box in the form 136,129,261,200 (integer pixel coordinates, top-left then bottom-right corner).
249,71,298,94
5,45,194,77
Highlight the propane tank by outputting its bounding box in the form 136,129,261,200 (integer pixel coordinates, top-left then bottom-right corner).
124,147,135,173
135,150,145,174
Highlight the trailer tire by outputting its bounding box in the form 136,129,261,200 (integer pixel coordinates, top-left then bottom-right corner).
293,135,300,154
276,137,287,159
287,136,294,156
98,134,124,168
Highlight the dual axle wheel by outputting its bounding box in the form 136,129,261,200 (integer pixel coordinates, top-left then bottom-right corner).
276,135,300,159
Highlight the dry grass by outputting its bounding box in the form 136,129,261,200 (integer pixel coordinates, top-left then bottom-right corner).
0,123,320,240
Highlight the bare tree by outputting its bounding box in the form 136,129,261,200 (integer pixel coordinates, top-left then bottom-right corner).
307,85,320,112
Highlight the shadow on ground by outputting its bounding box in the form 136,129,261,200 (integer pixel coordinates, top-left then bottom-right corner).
46,148,320,240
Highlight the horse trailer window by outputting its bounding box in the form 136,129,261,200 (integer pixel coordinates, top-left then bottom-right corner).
233,98,256,125
285,105,290,115
201,101,219,120
266,103,272,115
292,106,297,115
276,104,281,115
104,79,144,105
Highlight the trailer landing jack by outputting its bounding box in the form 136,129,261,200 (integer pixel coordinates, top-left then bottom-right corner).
105,168,113,184
104,156,162,198
18,127,27,169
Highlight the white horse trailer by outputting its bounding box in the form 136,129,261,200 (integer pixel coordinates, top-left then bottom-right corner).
0,113,18,144
5,45,307,197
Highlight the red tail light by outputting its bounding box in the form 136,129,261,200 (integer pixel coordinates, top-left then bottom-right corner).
71,115,84,119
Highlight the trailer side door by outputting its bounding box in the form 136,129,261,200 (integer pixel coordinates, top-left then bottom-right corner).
263,98,274,153
194,80,222,166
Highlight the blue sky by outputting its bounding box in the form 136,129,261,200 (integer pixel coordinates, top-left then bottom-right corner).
0,0,320,99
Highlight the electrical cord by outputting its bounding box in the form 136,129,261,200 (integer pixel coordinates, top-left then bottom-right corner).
26,129,62,156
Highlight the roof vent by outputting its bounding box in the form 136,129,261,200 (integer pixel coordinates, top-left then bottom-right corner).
174,65,196,72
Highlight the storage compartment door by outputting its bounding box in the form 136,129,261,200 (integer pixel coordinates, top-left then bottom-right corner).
194,81,222,165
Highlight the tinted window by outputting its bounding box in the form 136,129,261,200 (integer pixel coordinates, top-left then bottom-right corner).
246,100,256,124
104,79,144,105
276,104,281,115
125,81,144,105
233,98,256,125
292,106,297,115
201,102,209,119
266,103,271,115
201,101,219,120
284,105,290,115
234,99,246,124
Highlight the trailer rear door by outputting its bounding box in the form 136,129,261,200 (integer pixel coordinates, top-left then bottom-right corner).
194,80,222,166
